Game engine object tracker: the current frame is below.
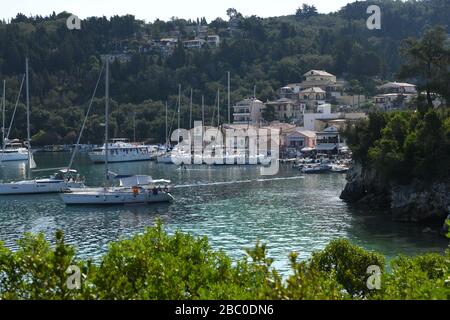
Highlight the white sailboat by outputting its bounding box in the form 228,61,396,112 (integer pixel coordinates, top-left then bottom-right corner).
0,59,84,195
0,78,35,164
61,57,174,205
157,101,174,163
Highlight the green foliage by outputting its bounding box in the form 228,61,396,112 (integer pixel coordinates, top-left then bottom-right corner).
344,109,450,183
310,239,385,297
374,253,450,299
398,25,450,107
1,222,449,300
0,1,448,144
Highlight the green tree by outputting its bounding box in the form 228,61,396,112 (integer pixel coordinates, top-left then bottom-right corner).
398,25,450,108
262,105,276,122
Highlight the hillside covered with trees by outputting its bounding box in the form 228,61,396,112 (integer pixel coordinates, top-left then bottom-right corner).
0,0,449,144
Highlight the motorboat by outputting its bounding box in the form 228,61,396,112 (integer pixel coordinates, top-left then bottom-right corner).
330,164,349,173
0,140,30,162
88,138,154,163
301,163,332,174
0,169,84,195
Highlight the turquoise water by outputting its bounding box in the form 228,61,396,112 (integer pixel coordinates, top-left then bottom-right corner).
0,152,448,274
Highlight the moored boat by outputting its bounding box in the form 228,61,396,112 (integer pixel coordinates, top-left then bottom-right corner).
0,169,84,195
88,138,154,163
301,163,332,174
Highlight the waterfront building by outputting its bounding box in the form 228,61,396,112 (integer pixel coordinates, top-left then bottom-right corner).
265,98,305,123
315,126,342,155
285,129,317,151
232,98,265,125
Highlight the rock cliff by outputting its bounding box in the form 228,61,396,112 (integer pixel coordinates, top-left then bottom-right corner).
340,162,450,225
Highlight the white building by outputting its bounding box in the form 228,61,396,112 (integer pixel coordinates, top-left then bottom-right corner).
374,81,417,110
206,35,220,47
183,39,205,49
316,126,342,154
232,98,265,125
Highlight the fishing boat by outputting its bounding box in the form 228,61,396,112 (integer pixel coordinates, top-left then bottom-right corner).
61,57,174,205
88,138,154,163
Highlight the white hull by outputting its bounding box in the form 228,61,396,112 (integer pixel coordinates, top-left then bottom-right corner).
0,151,31,161
0,180,85,195
89,152,151,163
157,155,173,164
61,188,174,205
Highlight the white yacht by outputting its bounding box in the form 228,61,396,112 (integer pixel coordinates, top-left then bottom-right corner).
61,175,173,205
0,139,31,162
88,138,154,163
0,169,84,195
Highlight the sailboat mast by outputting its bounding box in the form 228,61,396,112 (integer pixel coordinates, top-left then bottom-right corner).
104,57,110,186
227,71,230,124
165,101,168,147
133,111,136,143
25,58,31,178
201,95,205,126
177,84,181,143
2,80,5,152
217,89,220,127
189,88,193,130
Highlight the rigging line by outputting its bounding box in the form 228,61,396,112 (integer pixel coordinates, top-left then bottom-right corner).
67,62,105,170
6,74,25,140
167,108,177,146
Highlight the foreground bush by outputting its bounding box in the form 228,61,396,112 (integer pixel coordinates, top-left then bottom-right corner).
0,222,449,300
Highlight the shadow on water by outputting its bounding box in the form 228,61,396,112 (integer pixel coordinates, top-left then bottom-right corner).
344,204,449,260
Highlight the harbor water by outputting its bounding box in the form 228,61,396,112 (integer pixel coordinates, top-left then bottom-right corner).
0,152,448,275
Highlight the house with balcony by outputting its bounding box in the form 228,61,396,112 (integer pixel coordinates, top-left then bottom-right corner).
265,98,306,123
232,98,265,125
285,129,317,151
157,38,178,56
315,126,342,154
374,81,417,110
183,39,206,49
299,87,327,109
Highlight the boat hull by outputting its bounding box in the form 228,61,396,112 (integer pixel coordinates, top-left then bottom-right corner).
88,152,152,163
0,180,85,195
156,155,173,164
0,151,32,161
61,188,174,205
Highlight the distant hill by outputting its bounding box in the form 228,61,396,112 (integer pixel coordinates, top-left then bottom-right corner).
0,0,448,144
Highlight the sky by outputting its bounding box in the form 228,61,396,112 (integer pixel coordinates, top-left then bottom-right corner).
1,0,358,22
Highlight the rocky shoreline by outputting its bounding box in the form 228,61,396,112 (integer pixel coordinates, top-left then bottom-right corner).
340,162,450,232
